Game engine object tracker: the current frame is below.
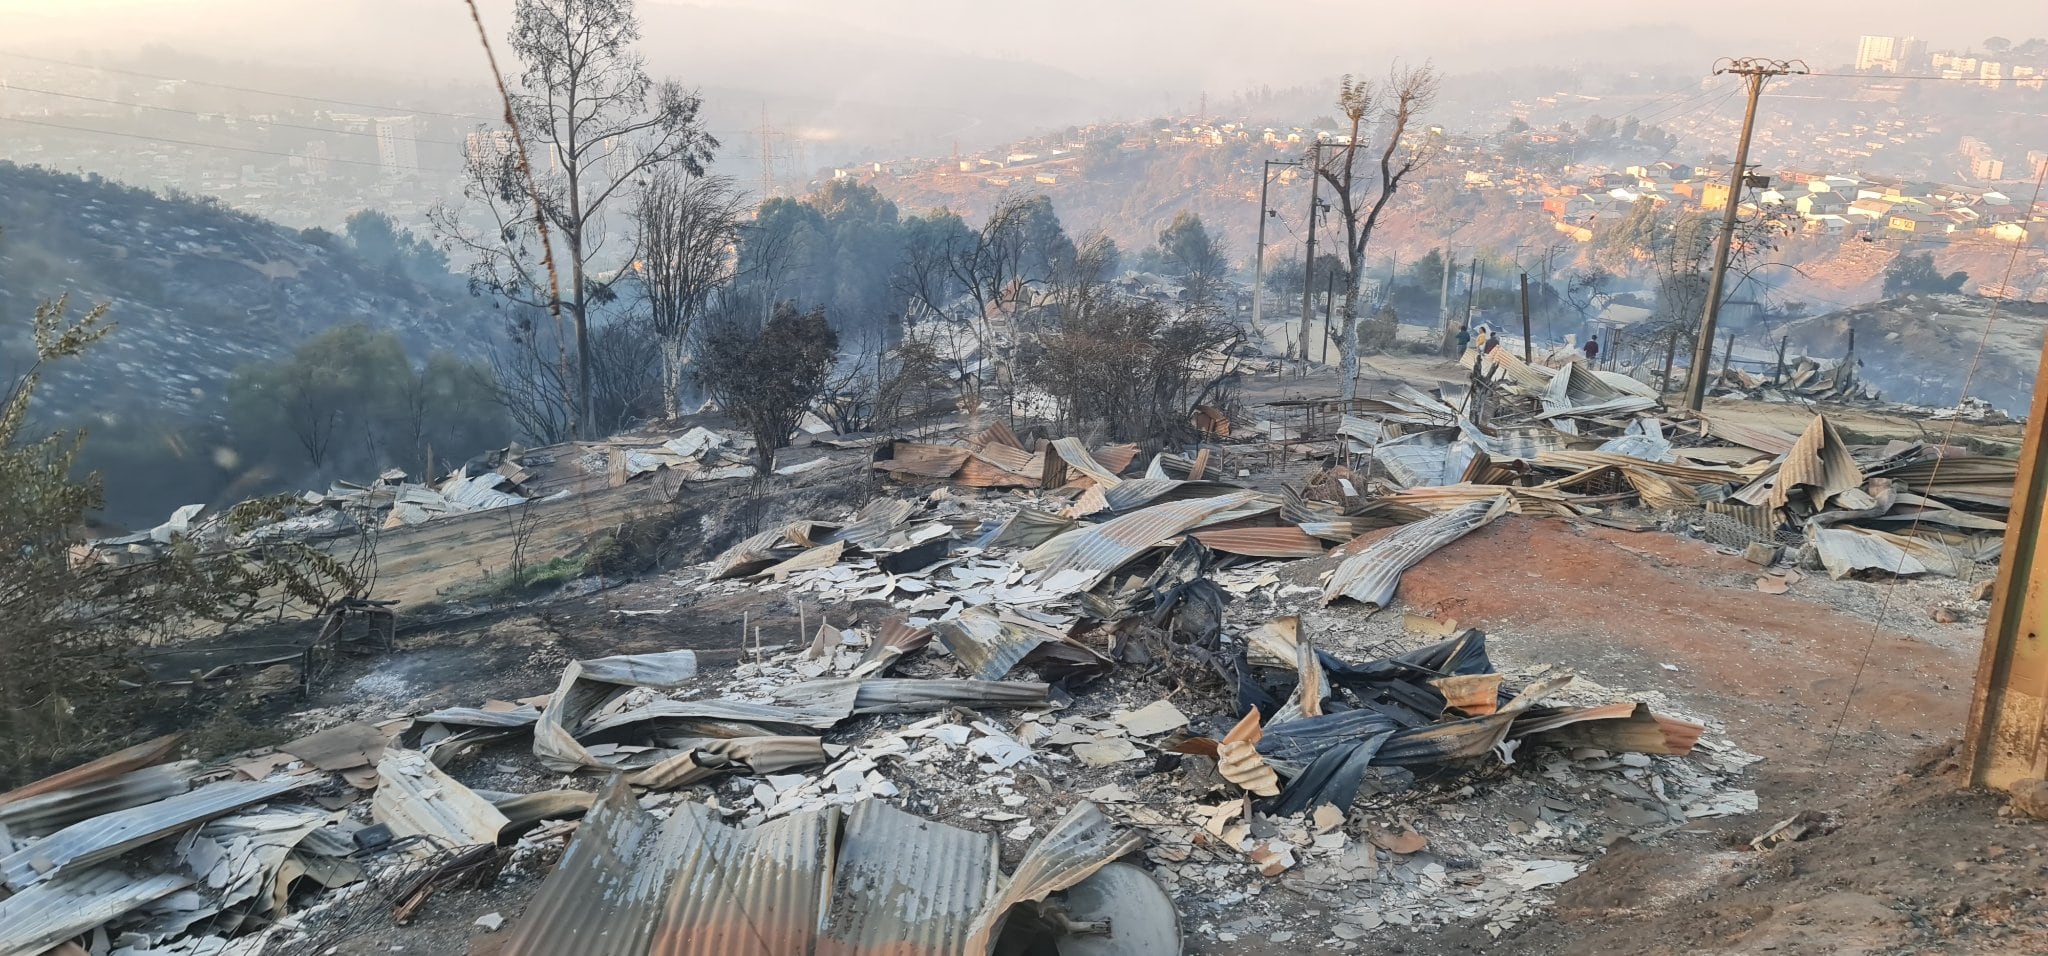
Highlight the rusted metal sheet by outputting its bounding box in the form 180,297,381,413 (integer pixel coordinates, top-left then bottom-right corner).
821,799,999,956
963,802,1142,954
0,777,309,889
872,442,972,479
1023,491,1273,589
1621,466,1699,511
1772,415,1865,514
0,735,181,810
371,748,508,848
1703,500,1779,539
1533,450,1751,485
535,650,703,773
1218,710,1280,796
1187,526,1328,559
0,868,191,956
648,800,836,956
498,780,676,956
954,455,1039,488
1512,702,1703,754
0,761,196,837
1102,479,1245,513
1322,497,1507,609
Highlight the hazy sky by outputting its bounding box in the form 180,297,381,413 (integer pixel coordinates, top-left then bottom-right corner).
6,1,2042,84
3,0,2043,155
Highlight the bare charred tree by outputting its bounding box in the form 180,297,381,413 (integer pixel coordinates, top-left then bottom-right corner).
1316,65,1439,398
431,0,717,436
1023,300,1243,443
698,305,839,473
633,169,743,416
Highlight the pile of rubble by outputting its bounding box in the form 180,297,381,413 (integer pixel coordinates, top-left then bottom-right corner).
6,356,2013,952
75,426,767,566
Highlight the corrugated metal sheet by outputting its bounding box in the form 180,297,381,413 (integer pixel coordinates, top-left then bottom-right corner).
1044,438,1125,489
648,801,835,956
825,499,917,550
1811,526,1969,579
850,618,935,678
1533,451,1750,485
0,735,181,810
1704,500,1779,538
371,748,507,848
0,761,196,837
1337,414,1384,452
928,607,1057,681
1464,348,1555,391
1375,429,1465,488
1101,479,1246,513
707,522,840,580
1322,497,1507,609
0,868,191,956
535,651,704,773
1022,491,1273,589
872,442,972,479
977,508,1075,549
416,706,544,729
849,678,1051,713
1771,415,1864,513
1187,526,1328,558
963,801,1140,953
580,697,846,743
1700,415,1799,456
498,780,676,956
821,799,999,956
0,777,309,889
754,540,846,581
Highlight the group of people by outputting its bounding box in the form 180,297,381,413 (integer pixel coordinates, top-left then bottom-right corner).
1454,326,1600,364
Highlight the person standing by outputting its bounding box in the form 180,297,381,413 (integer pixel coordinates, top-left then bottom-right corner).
1455,325,1471,353
1583,336,1600,364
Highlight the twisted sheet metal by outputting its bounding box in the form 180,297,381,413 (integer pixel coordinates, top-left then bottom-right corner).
963,802,1140,954
1771,414,1865,513
371,748,508,848
0,777,309,889
0,868,191,956
0,735,181,810
1023,491,1274,588
1321,497,1507,609
1187,526,1328,559
0,761,196,837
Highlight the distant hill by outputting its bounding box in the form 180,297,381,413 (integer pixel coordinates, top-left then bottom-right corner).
0,161,499,422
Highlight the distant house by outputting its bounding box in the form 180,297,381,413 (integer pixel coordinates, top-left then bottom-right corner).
1886,210,1943,233
1847,197,1895,219
1033,173,1059,185
1554,221,1593,242
1798,193,1847,217
1699,182,1731,210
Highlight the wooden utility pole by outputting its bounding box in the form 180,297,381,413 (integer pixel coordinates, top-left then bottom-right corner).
1966,329,2048,791
1722,328,1738,383
1299,143,1323,360
1683,57,1806,411
1462,258,1479,328
1775,334,1789,385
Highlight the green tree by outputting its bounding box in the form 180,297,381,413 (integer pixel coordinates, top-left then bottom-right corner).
1404,247,1447,294
5,295,364,778
1155,210,1230,301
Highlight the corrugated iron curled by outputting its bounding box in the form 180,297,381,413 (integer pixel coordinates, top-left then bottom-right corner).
1322,496,1508,609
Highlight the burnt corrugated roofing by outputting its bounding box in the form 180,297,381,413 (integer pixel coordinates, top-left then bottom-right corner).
1321,497,1507,609
0,777,309,889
